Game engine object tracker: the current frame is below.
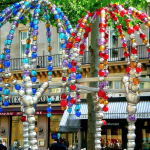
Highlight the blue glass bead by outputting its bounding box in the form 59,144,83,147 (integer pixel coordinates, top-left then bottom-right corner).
33,20,39,24
30,5,35,9
33,24,38,30
75,104,81,111
23,58,29,64
65,40,68,44
0,16,4,22
48,56,52,61
35,104,37,108
47,66,53,71
56,7,61,13
6,49,10,53
0,107,2,113
68,96,71,101
36,4,41,9
66,20,70,25
4,101,9,106
43,6,47,9
4,60,10,67
0,87,3,91
0,96,3,101
10,30,15,34
0,69,3,72
31,77,37,82
5,39,12,45
59,33,65,39
1,54,5,60
30,22,33,27
47,97,52,102
10,5,14,10
61,44,66,49
1,11,4,14
47,37,51,42
15,84,21,90
48,72,52,76
31,70,37,76
26,44,30,49
31,17,34,22
47,113,52,118
47,107,52,113
69,74,71,77
76,74,82,79
67,28,70,34
32,88,36,94
18,20,21,24
0,23,3,28
67,108,72,113
68,63,72,68
60,12,64,17
22,75,25,79
46,28,50,31
20,16,24,20
14,2,20,9
75,111,81,117
54,14,59,20
68,77,71,82
34,8,41,13
3,89,10,95
64,35,68,40
68,25,72,29
32,53,37,58
44,15,50,20
13,9,17,15
59,15,62,21
68,87,70,92
24,2,30,8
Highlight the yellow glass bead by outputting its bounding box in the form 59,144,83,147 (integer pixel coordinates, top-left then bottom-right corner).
133,78,140,85
33,36,37,40
26,39,31,44
101,14,106,18
129,62,137,68
131,39,136,44
132,10,137,17
0,64,4,68
48,4,53,9
143,38,148,44
104,60,108,65
119,33,125,38
68,69,71,73
46,23,50,28
98,64,104,70
136,11,141,17
56,19,60,23
20,9,24,13
104,101,108,106
47,46,52,51
99,45,105,51
69,37,75,43
25,10,28,14
79,28,83,32
20,98,22,101
123,47,128,52
5,79,9,83
146,21,150,27
61,107,67,111
89,23,93,27
147,17,150,21
82,19,87,24
98,98,104,104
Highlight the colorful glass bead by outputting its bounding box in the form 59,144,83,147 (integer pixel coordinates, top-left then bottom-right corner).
15,84,21,90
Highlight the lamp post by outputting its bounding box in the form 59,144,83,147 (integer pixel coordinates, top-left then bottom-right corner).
147,61,150,78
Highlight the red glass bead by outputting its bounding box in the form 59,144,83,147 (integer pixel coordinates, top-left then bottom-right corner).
84,33,88,38
104,33,108,39
70,84,76,91
98,70,105,76
80,44,86,50
80,23,85,28
114,9,118,13
104,54,109,60
79,50,84,55
113,17,117,21
122,43,127,47
131,48,138,54
120,10,127,17
62,77,66,82
75,36,81,42
118,29,123,33
105,39,108,43
99,23,105,28
61,93,67,99
71,32,76,37
136,67,142,73
103,106,108,112
71,67,76,72
124,52,129,57
140,33,145,39
61,100,67,107
99,52,104,57
147,48,150,53
99,28,105,33
139,13,147,20
78,19,82,24
133,24,140,31
127,27,134,35
21,116,26,122
85,26,91,33
70,98,76,104
98,90,105,97
104,95,108,100
103,120,107,126
125,19,131,23
71,60,77,66
117,24,122,29
126,66,131,73
66,42,73,49
96,9,100,15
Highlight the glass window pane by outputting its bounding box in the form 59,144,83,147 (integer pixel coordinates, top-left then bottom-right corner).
114,81,121,89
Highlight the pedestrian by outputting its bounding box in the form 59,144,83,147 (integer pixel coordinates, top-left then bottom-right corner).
49,137,66,150
0,138,7,150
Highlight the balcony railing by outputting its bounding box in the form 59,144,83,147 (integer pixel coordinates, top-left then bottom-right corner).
9,45,148,71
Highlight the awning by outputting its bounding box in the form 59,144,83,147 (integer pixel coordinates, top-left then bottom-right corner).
59,101,150,131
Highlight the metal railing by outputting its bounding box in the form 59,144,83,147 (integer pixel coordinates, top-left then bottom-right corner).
9,45,148,71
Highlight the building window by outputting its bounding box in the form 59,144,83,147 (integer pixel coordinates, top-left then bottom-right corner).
140,82,144,89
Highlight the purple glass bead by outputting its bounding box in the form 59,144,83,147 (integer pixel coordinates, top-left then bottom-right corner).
67,102,73,107
32,30,38,36
117,5,120,10
104,70,109,76
58,27,63,33
104,49,109,54
51,7,55,12
93,14,97,19
63,30,67,34
5,54,10,60
69,53,72,58
22,87,26,91
85,15,89,20
127,73,129,77
99,83,104,89
98,38,105,45
7,34,14,40
6,16,10,20
121,38,126,43
127,7,134,14
13,20,18,25
24,70,30,76
32,45,37,52
25,49,30,54
0,78,2,82
129,115,136,121
100,18,106,22
103,81,108,86
149,53,150,58
75,43,79,48
0,60,4,63
65,50,70,54
82,38,87,44
143,17,148,23
76,24,79,28
34,16,39,20
63,16,67,21
46,31,51,37
5,7,11,15
71,73,76,79
62,59,69,67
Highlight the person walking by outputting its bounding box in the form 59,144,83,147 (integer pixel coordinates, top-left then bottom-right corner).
0,138,7,150
49,137,66,150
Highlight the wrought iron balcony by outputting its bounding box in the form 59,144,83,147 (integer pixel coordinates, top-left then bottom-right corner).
9,45,148,71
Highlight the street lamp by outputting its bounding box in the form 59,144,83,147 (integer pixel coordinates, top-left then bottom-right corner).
147,61,150,77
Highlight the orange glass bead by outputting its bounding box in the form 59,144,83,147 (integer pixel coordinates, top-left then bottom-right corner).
146,21,150,27
9,76,14,81
5,79,9,83
143,38,148,44
20,98,22,101
148,17,150,21
98,98,104,104
79,28,83,32
104,60,108,65
25,10,28,14
119,33,125,38
138,91,140,94
61,106,67,111
48,4,53,9
129,62,137,68
16,24,19,28
0,64,4,68
99,45,105,51
47,46,52,51
69,37,75,43
104,101,108,106
82,19,87,23
123,47,128,52
33,36,37,40
68,69,71,73
98,64,104,69
89,23,93,27
56,19,60,23
26,39,31,44
46,23,50,28
131,39,136,43
132,10,137,17
133,78,140,85
136,11,141,16
20,9,24,13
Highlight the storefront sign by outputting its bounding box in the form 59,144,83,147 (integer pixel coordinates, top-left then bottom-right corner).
106,122,119,126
